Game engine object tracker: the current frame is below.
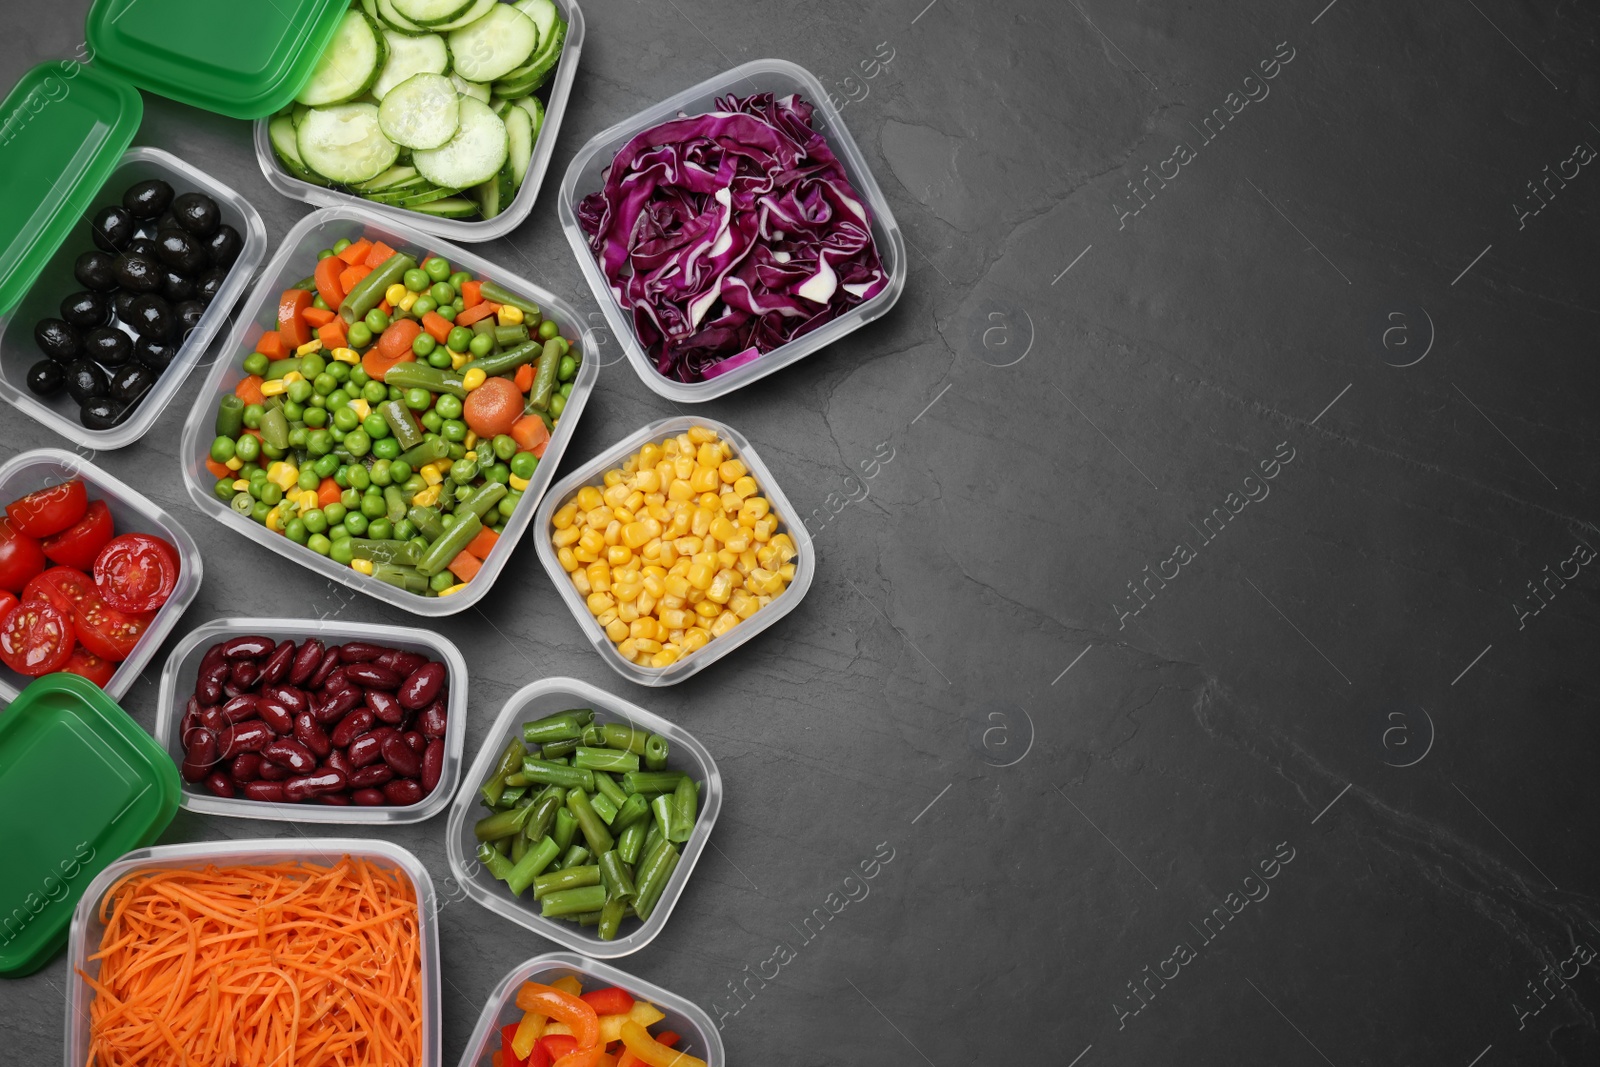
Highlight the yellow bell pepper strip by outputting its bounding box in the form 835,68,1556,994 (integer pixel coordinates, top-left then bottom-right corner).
514,983,600,1067
540,1001,665,1045
619,1021,706,1067
511,1009,546,1060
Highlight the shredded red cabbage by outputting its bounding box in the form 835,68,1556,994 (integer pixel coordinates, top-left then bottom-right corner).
578,92,887,383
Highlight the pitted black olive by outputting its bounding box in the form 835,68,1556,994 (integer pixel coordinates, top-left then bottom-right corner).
74,250,118,291
122,178,174,220
171,192,220,238
91,205,136,253
60,290,110,329
83,327,133,366
26,360,65,397
115,253,164,294
64,360,108,405
34,318,80,362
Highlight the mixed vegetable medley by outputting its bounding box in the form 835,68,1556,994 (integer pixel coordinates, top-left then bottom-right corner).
474,706,699,942
490,974,703,1067
269,0,569,221
205,234,578,597
0,478,179,683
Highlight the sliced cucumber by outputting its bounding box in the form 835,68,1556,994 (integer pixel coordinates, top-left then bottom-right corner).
503,101,533,187
296,103,400,184
363,180,434,203
429,0,497,31
379,72,460,150
516,94,544,142
513,0,559,43
269,115,330,186
392,0,474,25
451,74,491,103
449,5,539,83
413,95,507,189
409,197,480,218
375,0,428,33
499,0,563,92
353,164,419,192
371,30,449,99
296,9,387,107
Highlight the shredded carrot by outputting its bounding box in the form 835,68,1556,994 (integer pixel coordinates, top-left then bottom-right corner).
79,858,422,1067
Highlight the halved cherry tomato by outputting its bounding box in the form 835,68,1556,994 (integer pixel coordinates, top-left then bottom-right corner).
0,600,75,676
62,644,116,686
0,517,47,594
6,479,87,538
94,533,180,614
0,591,15,618
42,499,115,571
35,567,148,663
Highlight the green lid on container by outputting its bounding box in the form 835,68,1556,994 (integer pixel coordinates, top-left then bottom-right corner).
0,61,141,320
0,673,178,977
86,0,348,119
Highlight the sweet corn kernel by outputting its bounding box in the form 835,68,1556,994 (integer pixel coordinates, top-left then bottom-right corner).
498,304,524,326
557,546,579,572
586,506,614,529
350,399,371,420
630,618,657,641
707,570,733,604
232,479,251,492
586,562,611,593
617,600,639,623
613,580,643,602
603,469,626,488
572,569,592,594
553,502,579,528
605,619,629,642
731,590,760,619
687,557,715,591
635,469,661,493
595,608,619,627
688,425,717,443
509,473,530,491
664,574,690,599
462,368,487,391
224,456,244,471
650,647,681,668
586,591,615,615
642,573,666,599
614,506,636,526
636,590,657,616
438,582,470,596
295,340,323,356
351,558,375,575
464,432,478,451
753,516,776,542
606,545,633,567
603,520,623,546
265,507,282,533
420,464,444,486
633,638,663,654
660,608,692,630
718,459,747,483
259,379,287,396
694,599,720,619
410,485,441,507
617,638,639,660
732,476,758,498
681,627,711,653
710,611,740,637
385,283,407,305
331,347,360,364
780,563,796,581
282,370,305,384
450,351,468,370
576,486,604,511
399,290,418,311
622,521,653,549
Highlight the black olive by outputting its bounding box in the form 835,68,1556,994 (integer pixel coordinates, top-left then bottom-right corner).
126,295,175,341
172,299,206,338
125,237,160,260
194,267,229,304
110,291,139,322
115,253,164,293
26,359,65,397
155,229,208,274
91,205,136,253
64,360,108,404
83,326,134,365
160,267,196,302
134,336,178,371
74,250,119,291
80,397,125,431
109,362,155,403
60,290,110,329
122,178,174,220
34,318,81,361
205,224,244,269
170,192,220,238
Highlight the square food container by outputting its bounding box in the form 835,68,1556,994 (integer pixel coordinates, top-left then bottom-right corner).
0,147,267,449
253,0,587,242
177,205,599,616
533,417,814,686
557,58,907,403
0,448,203,703
445,677,722,958
152,617,469,824
455,951,725,1067
64,838,441,1067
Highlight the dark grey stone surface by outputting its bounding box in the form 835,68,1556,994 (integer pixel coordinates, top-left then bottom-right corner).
5,0,1600,1064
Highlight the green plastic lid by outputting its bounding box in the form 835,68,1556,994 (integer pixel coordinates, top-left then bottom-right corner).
0,673,178,978
0,61,141,320
86,0,348,120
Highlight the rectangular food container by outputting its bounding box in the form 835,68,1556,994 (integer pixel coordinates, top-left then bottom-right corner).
455,951,724,1067
533,417,814,686
64,837,441,1067
0,448,202,703
253,0,586,242
177,205,598,616
445,677,722,958
152,617,468,824
557,58,907,403
0,147,267,449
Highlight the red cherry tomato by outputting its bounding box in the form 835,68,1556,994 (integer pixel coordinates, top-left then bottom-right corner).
0,517,47,594
62,644,116,686
6,479,88,538
94,533,180,614
0,591,16,619
0,600,75,676
34,567,149,663
43,499,115,571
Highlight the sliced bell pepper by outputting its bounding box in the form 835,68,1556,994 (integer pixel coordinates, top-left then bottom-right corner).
500,1023,530,1067
619,1022,704,1067
580,989,634,1017
515,984,600,1067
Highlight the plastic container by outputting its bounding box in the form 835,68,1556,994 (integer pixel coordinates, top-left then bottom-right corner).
177,205,598,616
64,837,440,1067
0,448,203,704
445,677,721,958
0,147,268,449
533,417,814,686
152,617,469,824
557,58,906,402
254,0,587,242
456,952,724,1067
0,673,179,977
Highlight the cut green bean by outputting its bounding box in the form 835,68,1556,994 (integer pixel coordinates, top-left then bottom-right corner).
589,790,619,825
541,884,607,918
527,339,561,411
573,747,640,774
480,738,526,807
458,481,506,519
474,804,532,842
558,844,590,870
504,835,560,896
415,511,480,576
599,850,636,901
398,435,450,469
568,787,615,855
651,793,674,844
669,777,697,844
621,770,686,796
617,819,647,865
534,864,600,899
519,759,594,792
479,280,540,316
592,770,628,809
643,734,669,771
522,709,593,744
471,339,540,377
539,736,582,760
599,722,650,755
372,562,428,593
352,539,422,566
476,841,515,881
597,896,628,940
524,790,563,843
380,399,423,449
551,807,577,856
340,253,416,324
611,793,650,832
633,843,679,922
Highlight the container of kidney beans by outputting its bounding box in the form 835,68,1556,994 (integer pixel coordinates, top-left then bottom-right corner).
152,618,466,824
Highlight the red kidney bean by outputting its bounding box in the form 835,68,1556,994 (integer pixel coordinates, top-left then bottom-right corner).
262,739,317,774
380,734,421,777
344,663,400,689
308,646,342,688
230,660,260,689
314,686,362,724
294,713,331,758
220,682,244,702
256,697,294,735
348,763,394,788
346,732,385,768
325,748,354,779
403,730,425,755
365,689,404,724
230,753,262,782
196,659,230,704
289,639,325,685
397,661,445,710
205,772,235,798
198,642,226,675
220,694,259,723
340,641,386,662
222,635,274,659
198,705,227,733
285,770,346,802
331,708,375,748
263,685,308,716
417,698,448,739
258,761,291,781
260,639,297,684
352,788,387,806
318,794,351,806
181,730,217,783
243,781,286,802
376,649,428,677
321,668,353,696
421,738,444,793
383,778,423,805
217,720,275,756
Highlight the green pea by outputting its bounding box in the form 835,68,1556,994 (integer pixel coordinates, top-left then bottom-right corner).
347,321,373,349
326,390,350,412
243,352,269,376
387,461,410,484
450,458,478,484
403,388,430,412
497,495,517,520
333,238,351,254
260,481,283,506
549,393,566,417
448,271,472,290
487,434,513,461
370,459,392,487
346,464,370,491
435,394,462,420
301,353,325,377
394,518,417,541
429,282,454,306
372,515,400,541
365,308,390,332
317,249,336,260
283,401,305,423
328,360,351,383
343,512,368,537
312,294,329,312
310,372,334,396
420,410,443,433
559,381,573,399
345,429,371,457
406,334,433,361
349,366,370,388
427,349,452,368
333,406,359,432
287,427,308,450
308,533,332,556
249,467,270,485
362,381,387,405
307,428,334,456
469,333,493,357
362,414,390,440
330,538,355,564
372,436,401,460
285,518,308,544
446,326,472,353
340,487,360,509
300,508,326,534
486,462,510,484
448,442,466,461
558,355,576,381
441,419,467,443
251,500,272,523
313,452,340,477
538,319,559,341
214,478,236,501
401,474,426,496
210,436,235,462
298,468,320,492
261,441,285,460
510,452,538,479
429,570,455,593
436,305,457,323
323,502,347,525
411,296,436,317
243,403,263,429
425,257,451,282
439,511,457,531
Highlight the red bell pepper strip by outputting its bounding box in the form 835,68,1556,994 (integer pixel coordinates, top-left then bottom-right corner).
579,988,634,1017
514,984,601,1067
500,1023,530,1067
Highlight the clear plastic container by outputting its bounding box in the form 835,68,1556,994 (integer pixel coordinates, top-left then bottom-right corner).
455,951,724,1067
444,677,722,958
533,417,814,686
0,147,268,449
253,0,586,243
0,448,203,704
177,205,598,616
64,837,441,1067
151,617,468,824
557,58,907,403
